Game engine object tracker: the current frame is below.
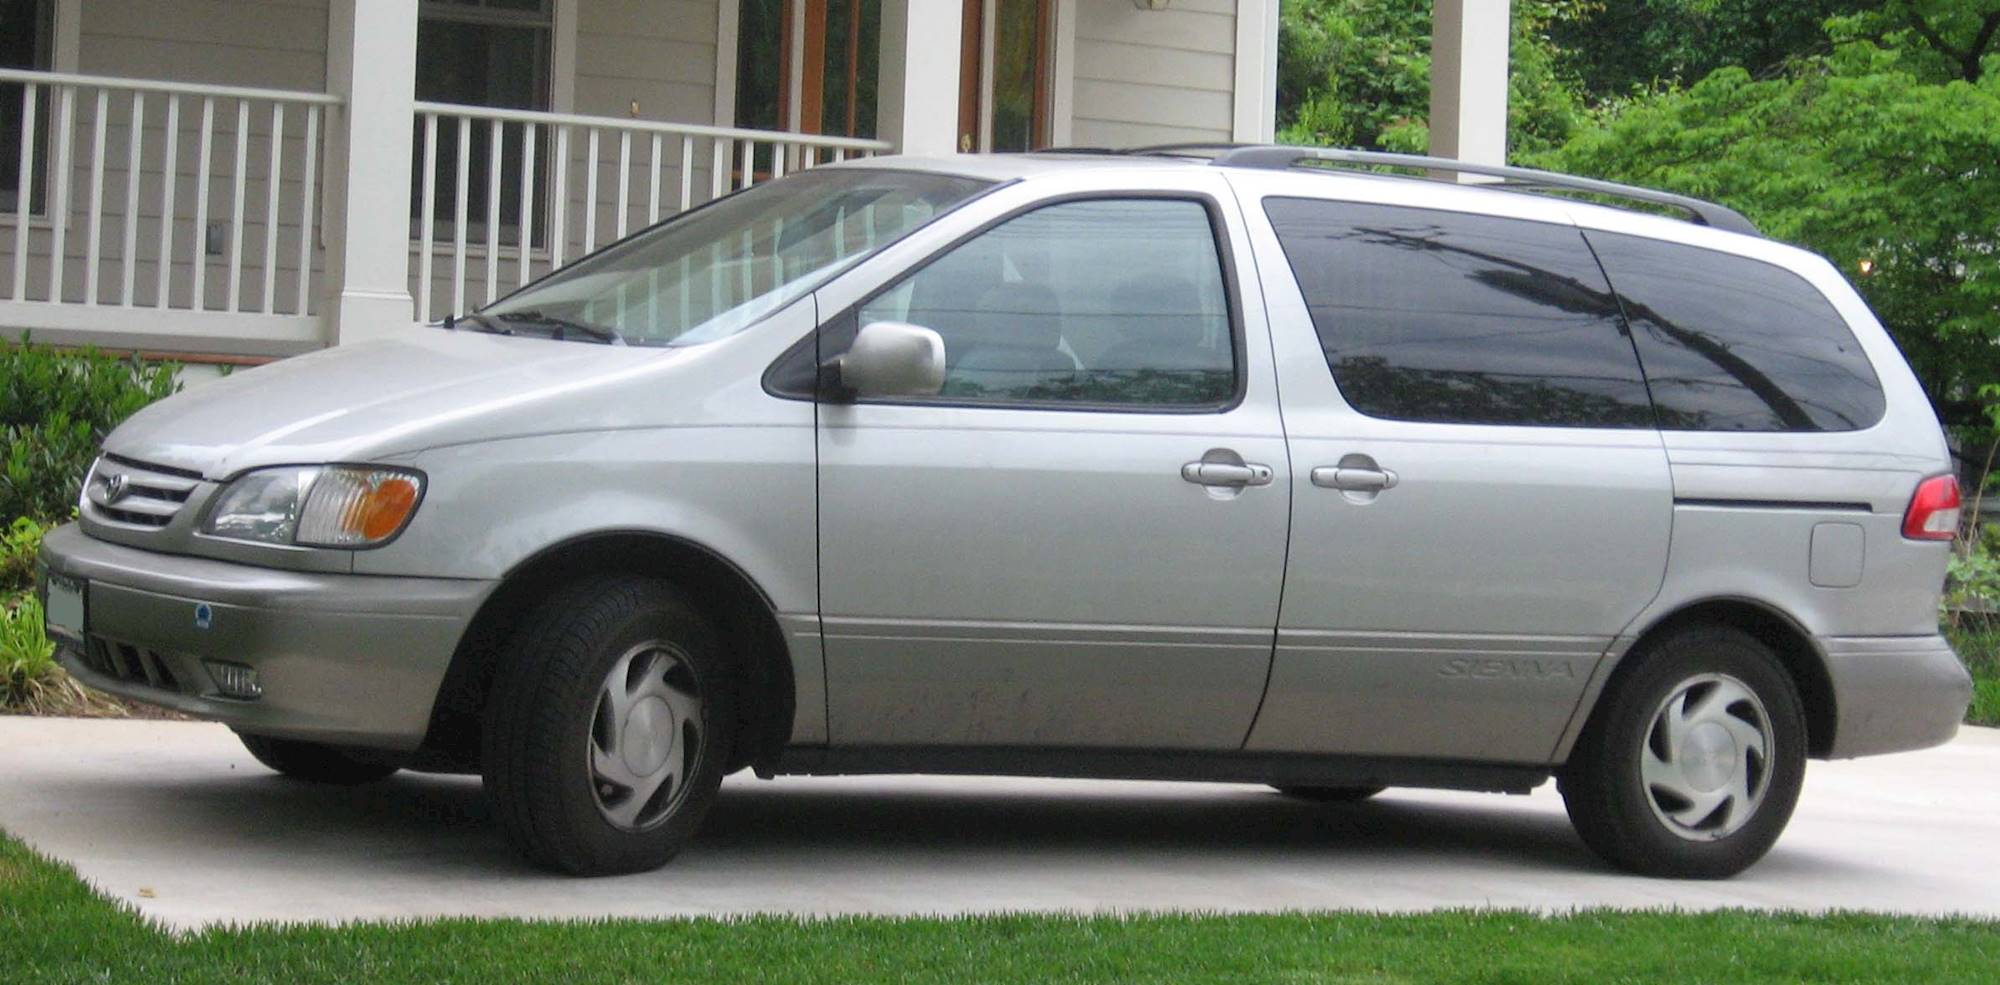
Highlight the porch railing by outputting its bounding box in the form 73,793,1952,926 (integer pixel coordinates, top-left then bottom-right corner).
411,102,890,322
0,68,338,352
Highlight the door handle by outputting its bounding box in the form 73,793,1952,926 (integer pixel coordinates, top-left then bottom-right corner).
1311,464,1399,492
1182,461,1275,488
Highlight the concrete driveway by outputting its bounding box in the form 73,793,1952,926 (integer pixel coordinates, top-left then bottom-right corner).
1,716,1995,930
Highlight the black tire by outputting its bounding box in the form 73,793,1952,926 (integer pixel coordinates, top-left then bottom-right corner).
481,575,735,876
1272,785,1385,803
1558,624,1807,879
236,732,400,785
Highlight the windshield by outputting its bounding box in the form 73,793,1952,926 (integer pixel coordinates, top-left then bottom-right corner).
473,168,992,346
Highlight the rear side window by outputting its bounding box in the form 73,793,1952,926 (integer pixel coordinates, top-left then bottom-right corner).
1264,198,1653,428
1584,232,1885,432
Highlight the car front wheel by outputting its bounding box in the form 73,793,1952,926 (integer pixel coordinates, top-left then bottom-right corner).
1558,625,1806,879
481,576,735,876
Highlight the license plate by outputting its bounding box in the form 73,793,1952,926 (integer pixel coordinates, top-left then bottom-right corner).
43,573,85,641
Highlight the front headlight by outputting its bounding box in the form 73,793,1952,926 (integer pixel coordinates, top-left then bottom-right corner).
202,466,424,548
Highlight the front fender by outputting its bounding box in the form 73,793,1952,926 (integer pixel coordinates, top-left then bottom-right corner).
352,425,818,616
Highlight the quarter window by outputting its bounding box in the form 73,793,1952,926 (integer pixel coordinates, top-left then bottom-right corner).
856,198,1237,408
1585,232,1885,432
1264,198,1654,428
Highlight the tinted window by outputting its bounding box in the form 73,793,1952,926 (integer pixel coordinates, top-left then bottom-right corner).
1585,232,1885,432
1265,199,1653,428
857,198,1236,407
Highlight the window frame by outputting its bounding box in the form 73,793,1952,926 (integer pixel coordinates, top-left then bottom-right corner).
0,0,54,217
764,190,1250,416
411,0,556,246
1262,194,1658,432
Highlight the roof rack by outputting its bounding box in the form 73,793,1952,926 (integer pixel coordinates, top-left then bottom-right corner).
1213,146,1760,236
1106,144,1760,237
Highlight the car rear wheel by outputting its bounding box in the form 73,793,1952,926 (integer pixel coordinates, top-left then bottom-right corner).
1272,785,1384,803
481,575,734,876
236,732,400,785
1558,625,1806,879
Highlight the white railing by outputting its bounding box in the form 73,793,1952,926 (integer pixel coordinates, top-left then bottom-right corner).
0,68,338,347
412,102,890,322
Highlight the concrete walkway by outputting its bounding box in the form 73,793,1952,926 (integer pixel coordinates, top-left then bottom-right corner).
1,716,1996,930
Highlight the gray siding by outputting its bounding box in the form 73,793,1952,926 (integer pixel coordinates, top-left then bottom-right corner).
1070,0,1237,147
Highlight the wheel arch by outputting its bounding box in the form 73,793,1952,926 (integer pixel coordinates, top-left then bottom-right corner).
1567,596,1838,761
418,529,798,774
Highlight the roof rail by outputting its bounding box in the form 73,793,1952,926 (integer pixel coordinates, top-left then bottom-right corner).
1204,146,1760,237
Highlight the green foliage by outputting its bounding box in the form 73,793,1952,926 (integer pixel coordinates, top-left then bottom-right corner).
0,515,49,595
1831,0,2000,83
0,338,179,523
1276,0,1592,156
1550,1,1874,97
0,591,55,707
1534,37,2000,426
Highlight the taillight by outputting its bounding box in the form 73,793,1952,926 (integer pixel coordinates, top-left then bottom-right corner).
1902,474,1961,541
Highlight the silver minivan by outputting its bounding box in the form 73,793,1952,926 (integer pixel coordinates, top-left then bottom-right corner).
39,148,1973,878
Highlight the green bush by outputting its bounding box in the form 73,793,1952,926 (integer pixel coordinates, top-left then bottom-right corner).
0,514,49,594
1,338,179,524
1,590,55,703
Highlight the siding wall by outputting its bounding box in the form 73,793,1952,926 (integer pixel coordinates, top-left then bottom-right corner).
1068,0,1238,148
0,0,330,321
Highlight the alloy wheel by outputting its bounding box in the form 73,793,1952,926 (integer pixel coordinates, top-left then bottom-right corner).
588,641,705,831
1640,672,1774,841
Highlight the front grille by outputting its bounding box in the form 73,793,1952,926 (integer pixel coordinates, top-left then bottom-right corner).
81,636,186,693
83,455,201,529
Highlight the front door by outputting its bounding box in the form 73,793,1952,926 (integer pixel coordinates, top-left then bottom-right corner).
958,0,1054,152
816,185,1288,749
1239,190,1675,765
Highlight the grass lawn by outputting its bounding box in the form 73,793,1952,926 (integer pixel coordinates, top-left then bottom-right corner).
4,834,1999,984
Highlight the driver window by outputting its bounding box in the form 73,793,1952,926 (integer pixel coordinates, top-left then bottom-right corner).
856,197,1236,407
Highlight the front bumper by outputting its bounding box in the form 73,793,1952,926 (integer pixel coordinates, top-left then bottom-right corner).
37,524,492,751
1823,634,1974,759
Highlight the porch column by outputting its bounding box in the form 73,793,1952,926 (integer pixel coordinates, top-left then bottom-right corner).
1429,0,1511,167
877,0,963,156
322,0,420,344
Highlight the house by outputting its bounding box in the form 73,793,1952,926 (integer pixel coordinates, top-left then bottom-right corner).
0,0,1511,363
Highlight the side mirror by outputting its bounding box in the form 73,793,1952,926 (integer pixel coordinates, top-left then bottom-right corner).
831,321,947,399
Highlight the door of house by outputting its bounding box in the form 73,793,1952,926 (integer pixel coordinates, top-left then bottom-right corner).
736,0,880,142
958,0,1053,152
735,0,1053,152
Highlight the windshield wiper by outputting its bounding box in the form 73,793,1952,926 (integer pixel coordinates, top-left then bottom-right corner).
448,309,623,345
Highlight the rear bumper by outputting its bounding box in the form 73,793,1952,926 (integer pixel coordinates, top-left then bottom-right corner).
37,523,491,751
1823,634,1973,759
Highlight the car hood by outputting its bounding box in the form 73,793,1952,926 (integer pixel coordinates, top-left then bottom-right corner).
104,330,693,478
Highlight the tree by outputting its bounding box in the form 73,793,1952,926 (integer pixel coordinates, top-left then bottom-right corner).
1276,0,1590,155
1549,1,1878,97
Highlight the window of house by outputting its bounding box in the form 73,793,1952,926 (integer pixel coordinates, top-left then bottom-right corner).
1585,231,1885,432
855,197,1237,408
411,0,553,240
1264,198,1655,429
0,0,52,214
737,0,883,153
